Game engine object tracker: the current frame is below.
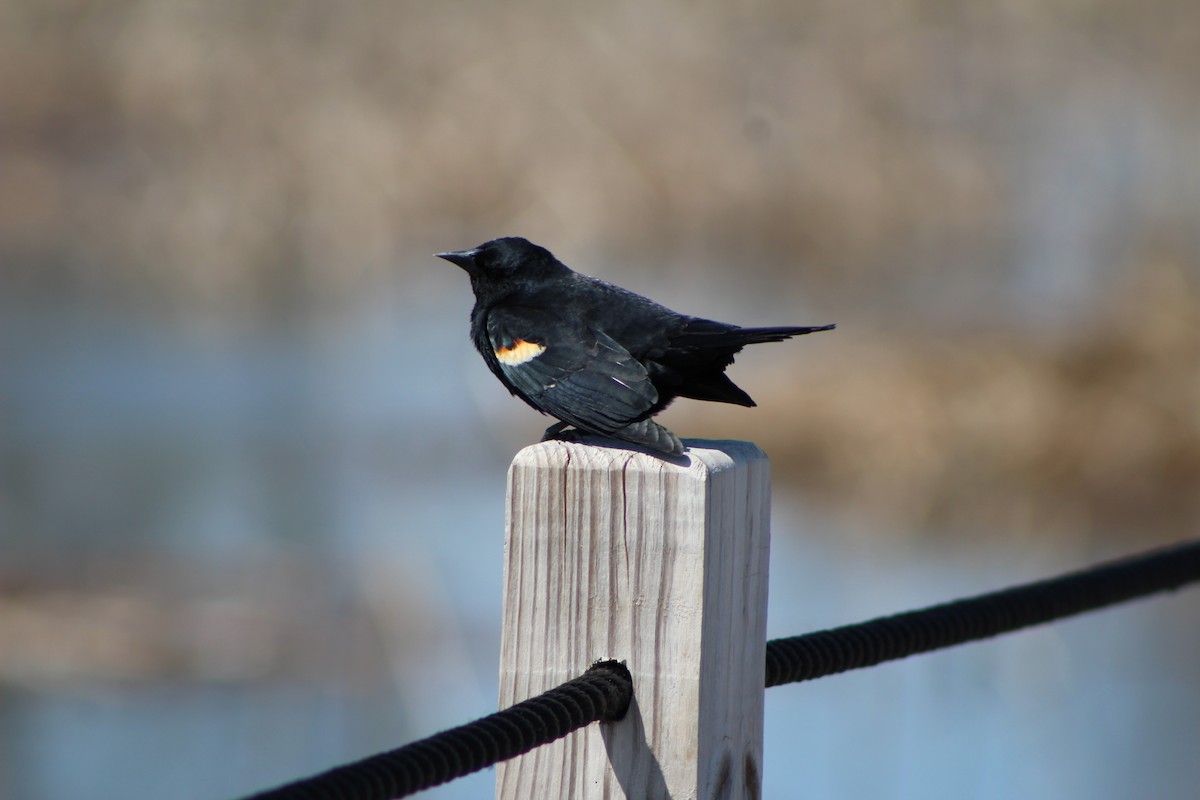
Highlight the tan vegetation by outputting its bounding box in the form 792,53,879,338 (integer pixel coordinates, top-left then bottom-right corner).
686,262,1200,542
2,0,1197,542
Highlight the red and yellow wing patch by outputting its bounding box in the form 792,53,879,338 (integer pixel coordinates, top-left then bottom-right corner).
495,338,547,366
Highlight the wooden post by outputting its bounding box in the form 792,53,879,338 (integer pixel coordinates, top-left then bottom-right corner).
496,438,771,800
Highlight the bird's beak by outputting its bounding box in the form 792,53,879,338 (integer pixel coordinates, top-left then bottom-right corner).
435,248,478,271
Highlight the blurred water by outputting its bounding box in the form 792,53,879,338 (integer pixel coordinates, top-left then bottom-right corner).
1,293,1196,800
764,504,1200,800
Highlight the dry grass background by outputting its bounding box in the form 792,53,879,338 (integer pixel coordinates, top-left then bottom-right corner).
1,14,1200,788
2,0,1198,545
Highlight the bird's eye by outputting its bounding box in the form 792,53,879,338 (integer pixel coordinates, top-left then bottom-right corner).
482,252,516,275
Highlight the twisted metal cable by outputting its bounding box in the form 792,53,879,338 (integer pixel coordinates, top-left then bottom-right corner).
240,539,1200,798
765,538,1200,687
242,659,633,800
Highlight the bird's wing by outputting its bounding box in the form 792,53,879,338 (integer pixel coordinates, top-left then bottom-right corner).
485,307,658,434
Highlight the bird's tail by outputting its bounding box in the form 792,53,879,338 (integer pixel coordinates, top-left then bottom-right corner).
672,319,835,349
667,320,836,408
732,324,837,344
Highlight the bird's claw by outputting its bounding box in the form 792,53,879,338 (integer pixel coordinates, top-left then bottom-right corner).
541,421,573,441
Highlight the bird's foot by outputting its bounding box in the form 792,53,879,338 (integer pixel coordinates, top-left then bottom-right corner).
541,421,579,442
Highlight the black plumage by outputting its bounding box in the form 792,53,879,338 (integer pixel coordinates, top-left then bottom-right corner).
437,237,834,456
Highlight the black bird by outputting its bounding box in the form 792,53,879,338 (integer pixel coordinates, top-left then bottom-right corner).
437,237,834,457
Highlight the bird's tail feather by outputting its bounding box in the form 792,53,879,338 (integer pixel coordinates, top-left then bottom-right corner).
673,319,835,348
731,324,837,344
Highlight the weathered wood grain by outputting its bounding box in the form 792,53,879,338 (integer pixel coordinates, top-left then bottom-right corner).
496,438,770,800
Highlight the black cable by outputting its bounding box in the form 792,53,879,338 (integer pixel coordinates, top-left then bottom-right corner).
765,538,1200,687
241,659,633,800
240,539,1200,798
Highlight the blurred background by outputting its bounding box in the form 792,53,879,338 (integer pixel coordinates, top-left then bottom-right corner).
2,1,1198,798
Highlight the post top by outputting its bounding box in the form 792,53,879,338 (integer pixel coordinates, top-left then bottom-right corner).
510,437,767,476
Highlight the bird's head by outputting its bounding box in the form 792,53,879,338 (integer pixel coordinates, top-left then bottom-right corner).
436,237,565,303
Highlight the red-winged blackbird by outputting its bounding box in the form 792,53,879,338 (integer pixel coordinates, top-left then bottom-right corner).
438,237,834,457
